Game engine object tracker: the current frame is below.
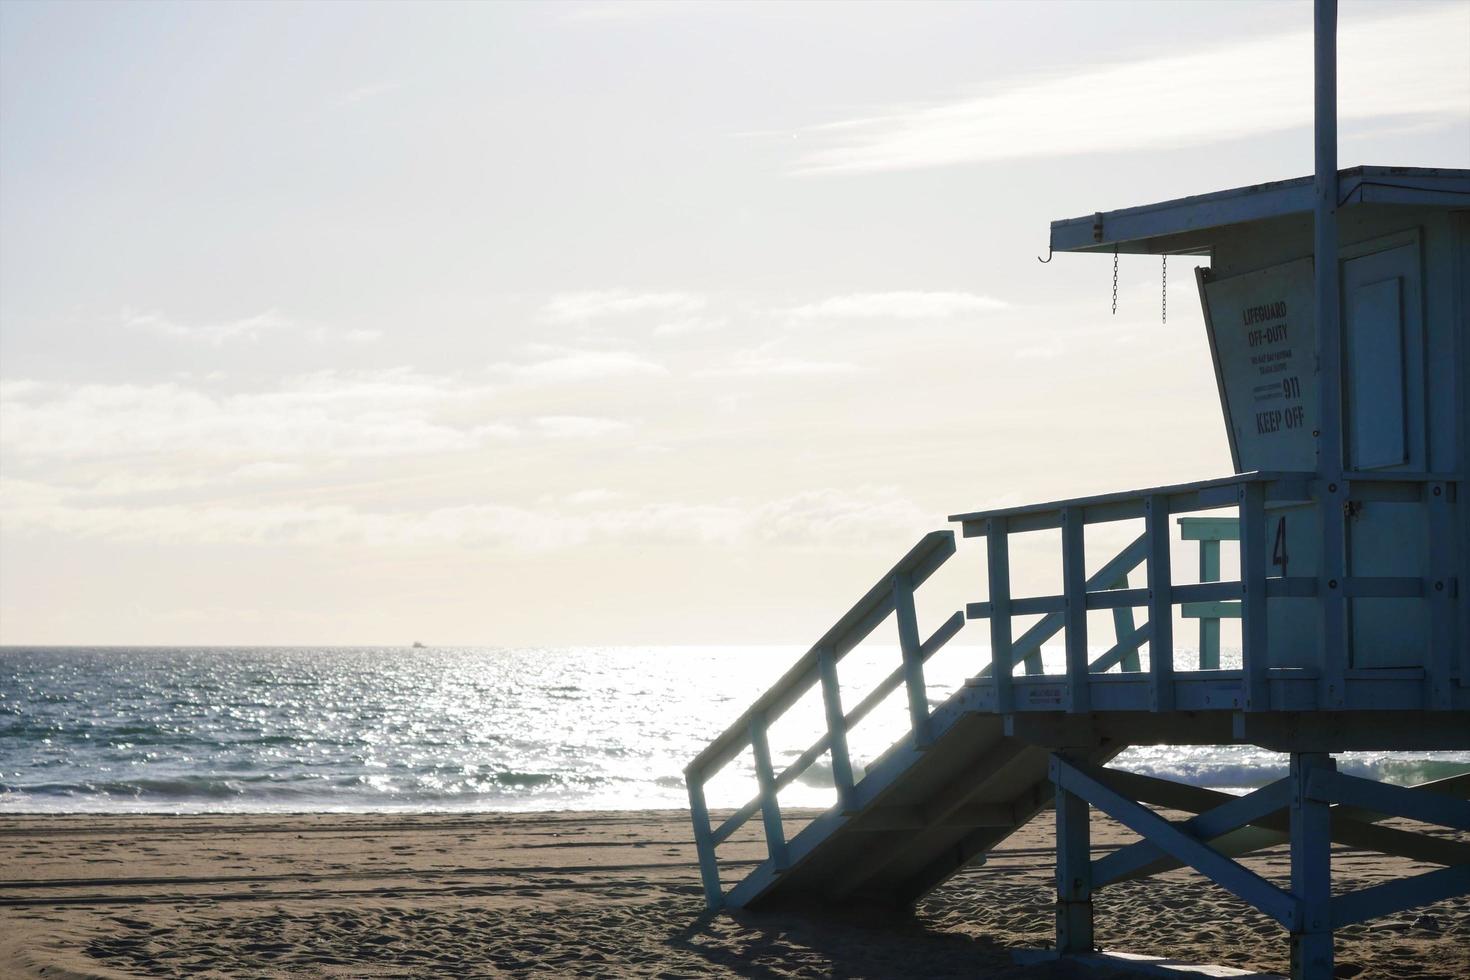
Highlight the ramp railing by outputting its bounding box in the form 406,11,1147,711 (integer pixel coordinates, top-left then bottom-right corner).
952,470,1459,713
954,471,1316,714
683,530,966,909
685,470,1460,911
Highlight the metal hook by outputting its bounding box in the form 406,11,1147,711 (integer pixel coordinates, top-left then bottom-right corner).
1037,245,1053,264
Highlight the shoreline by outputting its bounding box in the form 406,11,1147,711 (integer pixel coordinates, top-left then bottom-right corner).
2,809,1465,978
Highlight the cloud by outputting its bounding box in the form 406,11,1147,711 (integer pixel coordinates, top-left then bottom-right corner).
697,340,866,378
534,415,633,439
0,370,513,463
540,290,705,324
790,5,1470,174
784,291,1007,321
123,309,381,346
490,347,668,383
1,481,929,553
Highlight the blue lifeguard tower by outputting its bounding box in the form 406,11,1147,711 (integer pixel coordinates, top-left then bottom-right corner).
685,4,1468,977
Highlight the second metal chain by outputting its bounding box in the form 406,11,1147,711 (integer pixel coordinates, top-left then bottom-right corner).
1162,254,1168,324
1112,246,1119,315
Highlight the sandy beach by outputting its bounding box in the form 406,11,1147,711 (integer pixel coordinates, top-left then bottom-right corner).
1,809,1466,979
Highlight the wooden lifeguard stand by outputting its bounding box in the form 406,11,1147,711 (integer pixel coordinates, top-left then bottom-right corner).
685,5,1467,977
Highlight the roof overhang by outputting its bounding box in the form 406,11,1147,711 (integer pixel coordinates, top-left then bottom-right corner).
1051,166,1470,256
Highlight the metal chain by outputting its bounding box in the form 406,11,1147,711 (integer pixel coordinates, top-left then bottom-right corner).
1111,246,1118,315
1162,254,1168,324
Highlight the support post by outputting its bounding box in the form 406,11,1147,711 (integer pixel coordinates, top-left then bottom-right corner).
1199,538,1222,669
1112,573,1141,672
1241,482,1270,711
1290,752,1336,980
987,516,1015,713
1053,755,1095,955
1313,0,1347,710
1062,507,1090,712
749,713,789,872
687,775,724,910
1145,494,1174,711
893,575,933,748
817,646,857,810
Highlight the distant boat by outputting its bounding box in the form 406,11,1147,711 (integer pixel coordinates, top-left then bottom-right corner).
411,641,427,649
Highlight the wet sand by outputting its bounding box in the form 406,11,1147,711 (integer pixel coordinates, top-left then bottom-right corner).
0,809,1465,978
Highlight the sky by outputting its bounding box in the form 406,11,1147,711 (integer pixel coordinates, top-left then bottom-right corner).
1,0,1467,647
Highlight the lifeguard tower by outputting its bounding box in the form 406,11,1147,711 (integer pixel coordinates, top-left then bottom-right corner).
684,5,1467,978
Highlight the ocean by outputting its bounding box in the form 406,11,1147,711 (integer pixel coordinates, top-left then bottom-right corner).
3,646,1466,814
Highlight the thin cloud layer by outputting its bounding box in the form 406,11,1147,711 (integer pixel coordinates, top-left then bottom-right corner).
2,480,929,553
785,291,1008,321
0,371,512,461
491,347,669,383
791,5,1470,175
540,290,706,324
124,310,382,346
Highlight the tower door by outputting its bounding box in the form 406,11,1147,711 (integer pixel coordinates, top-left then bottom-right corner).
1341,236,1427,668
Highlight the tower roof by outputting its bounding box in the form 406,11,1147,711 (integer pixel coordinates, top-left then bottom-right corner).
1050,165,1470,256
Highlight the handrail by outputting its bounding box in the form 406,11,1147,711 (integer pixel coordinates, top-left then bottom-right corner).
687,473,1461,910
685,528,966,909
684,529,957,783
948,471,1312,530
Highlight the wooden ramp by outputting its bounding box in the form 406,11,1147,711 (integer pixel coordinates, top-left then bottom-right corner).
725,708,1116,910
686,471,1469,980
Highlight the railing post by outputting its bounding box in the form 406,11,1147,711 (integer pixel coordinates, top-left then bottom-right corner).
1241,482,1270,711
686,774,724,910
1112,573,1140,672
987,516,1015,713
1145,494,1174,712
1199,538,1222,669
817,646,857,809
1053,753,1094,955
1289,752,1335,979
893,574,934,748
749,712,789,872
1062,506,1090,713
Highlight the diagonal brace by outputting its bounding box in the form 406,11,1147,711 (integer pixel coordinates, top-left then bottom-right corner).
1093,770,1470,883
1332,865,1470,928
1051,756,1301,929
1308,770,1470,832
1095,777,1291,887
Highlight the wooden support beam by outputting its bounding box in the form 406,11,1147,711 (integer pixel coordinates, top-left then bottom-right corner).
1062,507,1089,712
687,777,724,910
987,517,1014,713
1051,756,1300,929
1094,777,1291,887
1087,622,1150,674
1111,572,1141,672
893,575,932,748
817,646,856,811
1290,753,1334,979
1199,536,1223,669
1307,769,1470,831
1092,768,1470,884
1055,763,1094,955
749,713,788,872
1145,494,1174,711
1240,482,1270,711
1332,865,1470,929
